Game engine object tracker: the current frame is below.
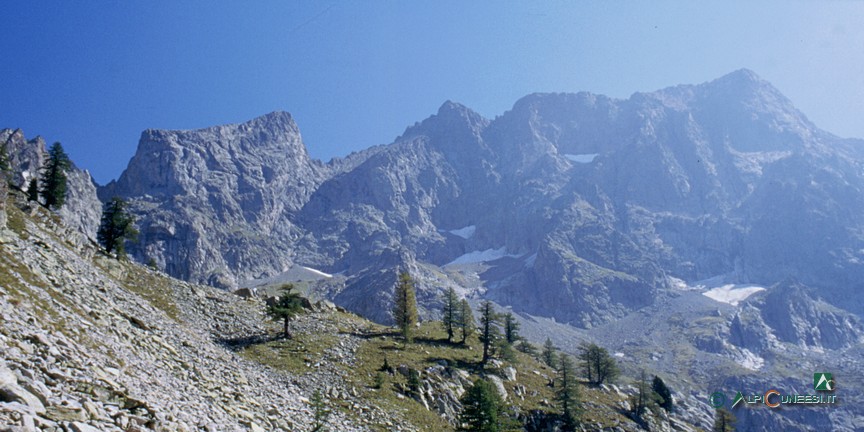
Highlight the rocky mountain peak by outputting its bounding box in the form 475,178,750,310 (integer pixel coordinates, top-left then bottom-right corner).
399,100,490,145
101,110,328,288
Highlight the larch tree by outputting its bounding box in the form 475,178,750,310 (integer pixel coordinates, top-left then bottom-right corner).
556,354,581,431
713,408,736,432
629,369,660,420
266,284,305,338
478,301,502,365
577,342,619,386
442,287,460,342
542,337,558,369
392,271,419,343
458,299,475,344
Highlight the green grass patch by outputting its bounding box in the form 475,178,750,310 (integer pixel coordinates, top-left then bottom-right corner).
93,257,181,320
239,327,340,375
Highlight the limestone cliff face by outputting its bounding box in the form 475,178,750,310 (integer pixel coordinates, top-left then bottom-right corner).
101,111,327,288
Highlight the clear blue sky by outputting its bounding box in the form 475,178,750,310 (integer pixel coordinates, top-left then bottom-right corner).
2,1,863,185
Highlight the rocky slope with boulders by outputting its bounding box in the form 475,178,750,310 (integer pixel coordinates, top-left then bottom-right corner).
0,191,388,431
0,188,707,431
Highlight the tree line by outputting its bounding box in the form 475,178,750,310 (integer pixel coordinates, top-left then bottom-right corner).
390,271,686,431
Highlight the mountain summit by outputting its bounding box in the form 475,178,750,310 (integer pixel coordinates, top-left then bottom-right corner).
101,111,326,287
104,71,864,327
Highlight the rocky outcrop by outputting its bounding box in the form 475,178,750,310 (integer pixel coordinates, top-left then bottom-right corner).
101,112,328,288
0,129,102,239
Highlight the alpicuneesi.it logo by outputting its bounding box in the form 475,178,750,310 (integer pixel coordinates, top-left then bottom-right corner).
709,373,838,409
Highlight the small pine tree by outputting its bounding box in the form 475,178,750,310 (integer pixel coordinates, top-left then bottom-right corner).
577,342,619,385
503,312,521,345
27,178,39,203
713,407,736,432
266,284,305,338
40,142,70,210
97,197,138,259
442,287,460,342
458,378,504,432
309,389,331,432
407,368,422,398
392,271,419,343
652,375,673,412
373,372,386,389
458,299,475,344
479,301,502,365
542,338,558,369
556,355,581,431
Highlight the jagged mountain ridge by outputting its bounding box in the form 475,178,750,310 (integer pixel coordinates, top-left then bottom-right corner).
103,69,864,328
99,112,329,288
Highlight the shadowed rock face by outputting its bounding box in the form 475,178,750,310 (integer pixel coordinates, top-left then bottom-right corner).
104,70,864,328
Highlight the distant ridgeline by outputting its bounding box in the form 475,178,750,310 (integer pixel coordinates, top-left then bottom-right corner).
6,70,864,328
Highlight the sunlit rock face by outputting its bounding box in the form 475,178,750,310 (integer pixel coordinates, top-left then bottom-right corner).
108,70,864,328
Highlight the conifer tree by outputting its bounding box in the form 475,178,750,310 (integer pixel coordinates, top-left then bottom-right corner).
40,142,70,209
266,284,305,338
392,271,419,343
503,312,521,345
458,299,475,344
442,287,460,342
97,197,138,258
713,407,736,432
577,342,619,385
629,369,660,420
479,301,502,365
652,375,673,412
556,354,581,431
458,378,504,432
309,389,331,432
27,178,39,203
542,338,558,369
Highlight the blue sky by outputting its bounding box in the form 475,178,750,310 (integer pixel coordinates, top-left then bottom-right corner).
2,1,863,184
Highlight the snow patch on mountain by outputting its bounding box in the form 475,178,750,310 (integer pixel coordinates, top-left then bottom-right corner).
446,247,515,266
302,266,333,278
702,284,766,306
448,225,476,239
